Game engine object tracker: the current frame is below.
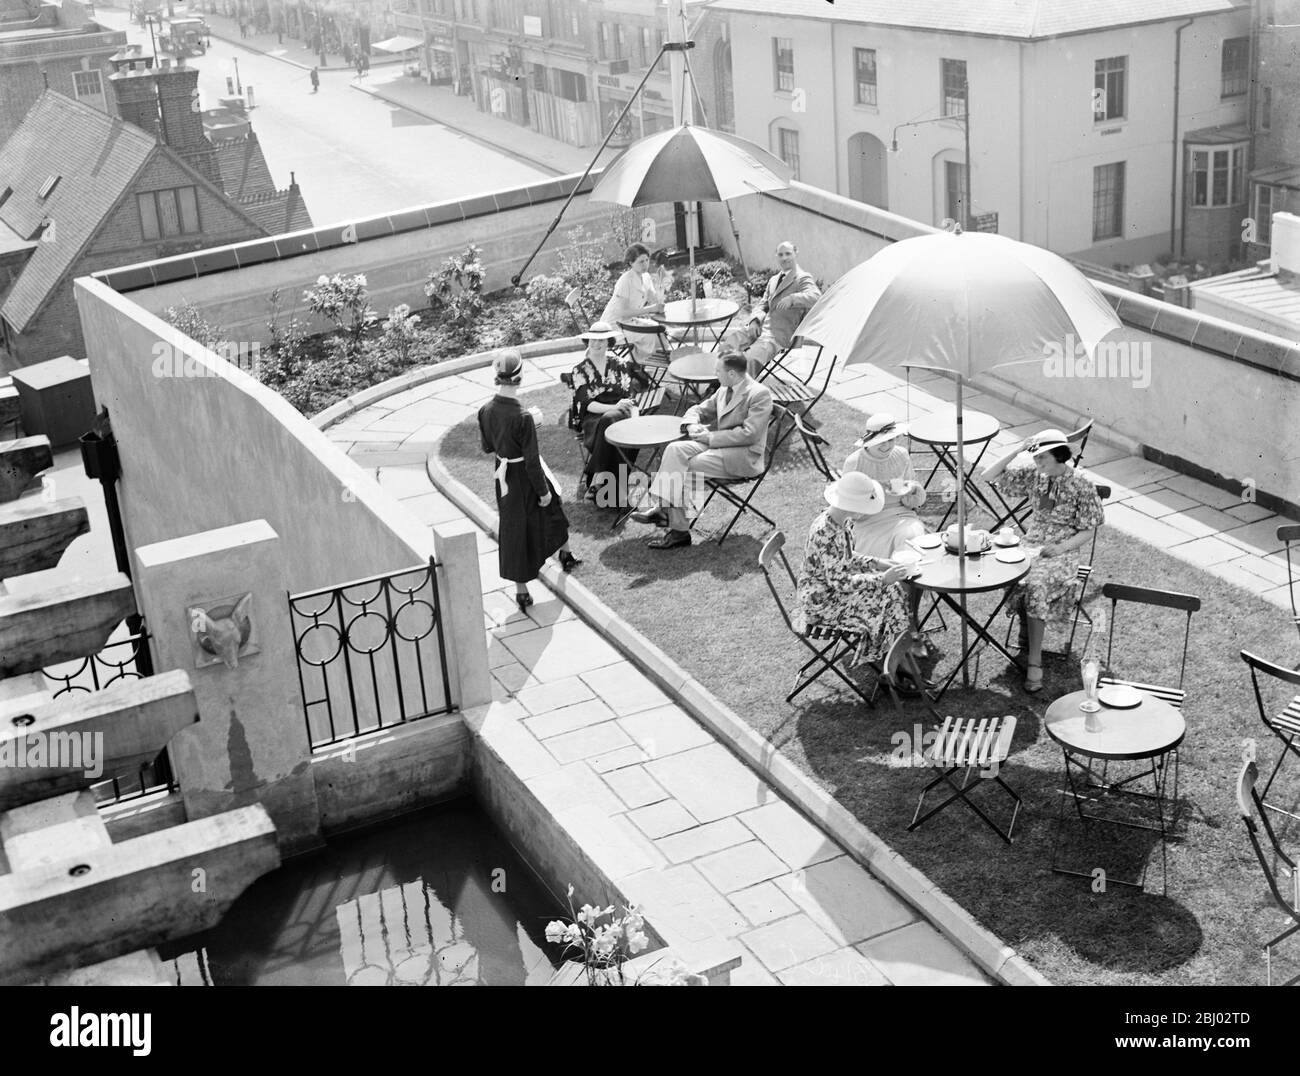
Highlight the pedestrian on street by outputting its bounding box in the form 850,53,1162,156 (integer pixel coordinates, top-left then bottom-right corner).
355,54,363,78
310,66,319,92
239,20,247,38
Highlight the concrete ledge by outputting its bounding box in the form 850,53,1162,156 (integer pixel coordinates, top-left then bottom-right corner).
972,370,1146,459
311,713,471,836
310,337,582,430
425,447,1046,986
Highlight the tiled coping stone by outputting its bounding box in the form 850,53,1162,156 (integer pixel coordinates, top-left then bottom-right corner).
313,343,1051,987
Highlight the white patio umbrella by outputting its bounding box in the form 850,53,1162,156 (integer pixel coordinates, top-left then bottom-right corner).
587,123,792,305
794,230,1122,662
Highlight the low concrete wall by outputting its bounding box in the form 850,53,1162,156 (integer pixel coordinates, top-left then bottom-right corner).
72,276,490,714
312,715,470,835
97,178,678,345
704,183,1300,511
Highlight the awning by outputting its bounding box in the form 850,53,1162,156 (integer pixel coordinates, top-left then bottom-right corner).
372,34,422,53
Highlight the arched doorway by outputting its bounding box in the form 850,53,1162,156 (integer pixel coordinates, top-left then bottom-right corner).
847,132,887,209
714,39,734,132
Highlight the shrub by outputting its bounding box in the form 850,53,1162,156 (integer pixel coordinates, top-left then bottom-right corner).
556,225,614,314
163,300,231,351
376,304,423,366
425,244,486,343
304,273,376,341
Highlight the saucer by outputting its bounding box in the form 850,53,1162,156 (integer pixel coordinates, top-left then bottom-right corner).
994,548,1026,563
914,534,943,549
1098,684,1143,709
993,535,1020,547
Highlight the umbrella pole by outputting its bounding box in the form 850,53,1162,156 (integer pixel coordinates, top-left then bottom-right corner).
689,233,697,318
956,377,970,688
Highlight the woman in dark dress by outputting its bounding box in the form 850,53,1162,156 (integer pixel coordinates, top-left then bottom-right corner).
566,321,653,503
477,349,581,611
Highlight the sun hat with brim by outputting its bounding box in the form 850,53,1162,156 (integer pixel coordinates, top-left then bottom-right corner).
824,472,885,516
493,349,524,384
854,413,909,449
1026,428,1070,457
579,321,619,341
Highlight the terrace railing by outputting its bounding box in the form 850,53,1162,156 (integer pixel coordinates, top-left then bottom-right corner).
288,559,454,750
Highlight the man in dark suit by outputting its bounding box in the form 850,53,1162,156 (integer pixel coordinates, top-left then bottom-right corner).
630,353,774,550
727,241,821,378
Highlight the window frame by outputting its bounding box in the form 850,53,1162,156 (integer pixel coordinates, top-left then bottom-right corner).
1221,36,1249,98
1187,143,1248,208
775,126,800,180
941,58,967,118
944,159,968,225
1093,56,1127,123
137,186,201,240
1092,161,1126,242
773,36,794,93
853,47,877,107
597,22,608,61
71,68,104,102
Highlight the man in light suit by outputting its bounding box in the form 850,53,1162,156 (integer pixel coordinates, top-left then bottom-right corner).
630,352,774,550
727,241,822,379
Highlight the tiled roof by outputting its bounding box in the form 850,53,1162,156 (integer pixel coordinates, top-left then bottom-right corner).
0,91,155,331
237,187,313,235
706,0,1244,38
211,132,277,201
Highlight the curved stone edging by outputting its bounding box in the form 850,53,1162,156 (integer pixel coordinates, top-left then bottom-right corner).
422,448,1051,988
309,336,582,430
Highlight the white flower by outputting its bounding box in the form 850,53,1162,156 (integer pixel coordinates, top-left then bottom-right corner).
316,275,328,285
627,930,649,954
545,920,568,944
564,923,582,945
355,274,367,287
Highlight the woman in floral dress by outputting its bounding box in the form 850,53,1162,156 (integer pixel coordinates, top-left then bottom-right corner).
565,322,653,502
982,428,1105,693
796,472,914,666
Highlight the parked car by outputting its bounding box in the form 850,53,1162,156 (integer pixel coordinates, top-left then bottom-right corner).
160,16,208,55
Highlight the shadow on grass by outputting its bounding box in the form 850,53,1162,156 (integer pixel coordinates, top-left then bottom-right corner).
437,379,1291,985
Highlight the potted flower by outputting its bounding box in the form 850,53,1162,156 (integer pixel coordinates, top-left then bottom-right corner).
545,886,649,986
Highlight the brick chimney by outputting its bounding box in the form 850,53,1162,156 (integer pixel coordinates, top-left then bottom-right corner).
155,56,220,184
108,60,161,140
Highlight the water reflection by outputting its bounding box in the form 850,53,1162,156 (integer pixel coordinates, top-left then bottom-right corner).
159,799,561,986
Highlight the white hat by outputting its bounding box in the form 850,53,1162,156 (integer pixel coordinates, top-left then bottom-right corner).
1026,428,1070,457
493,349,524,384
579,321,619,342
824,472,885,516
855,413,909,449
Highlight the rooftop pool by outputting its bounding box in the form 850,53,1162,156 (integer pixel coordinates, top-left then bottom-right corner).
158,798,565,986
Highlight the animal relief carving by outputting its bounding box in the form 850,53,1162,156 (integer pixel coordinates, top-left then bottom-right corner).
190,593,255,669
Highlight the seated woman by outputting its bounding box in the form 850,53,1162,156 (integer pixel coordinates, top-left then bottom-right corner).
841,413,927,559
795,472,913,667
982,428,1105,694
566,322,653,502
600,242,670,363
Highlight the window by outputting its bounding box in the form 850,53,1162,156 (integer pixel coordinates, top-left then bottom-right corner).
773,37,794,92
570,11,579,37
553,68,586,102
1221,36,1249,97
854,47,877,106
1092,162,1125,241
597,22,608,60
532,62,546,92
941,58,966,117
945,160,967,225
640,26,652,66
1188,145,1246,207
138,186,200,240
614,23,625,58
1256,184,1274,245
1259,86,1272,132
1093,56,1127,122
775,127,800,179
72,69,104,108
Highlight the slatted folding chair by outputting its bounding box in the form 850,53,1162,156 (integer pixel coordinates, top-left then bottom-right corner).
1241,650,1300,822
1237,758,1300,985
1098,582,1201,711
1280,525,1300,664
690,402,798,545
1001,482,1110,657
754,344,837,478
990,417,1095,531
759,531,929,712
908,715,1021,843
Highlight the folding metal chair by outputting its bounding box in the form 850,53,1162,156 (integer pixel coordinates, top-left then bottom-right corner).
758,530,872,707
1098,582,1201,710
1280,524,1300,663
990,417,1095,531
564,288,593,337
616,318,676,389
1241,650,1300,822
690,402,798,545
1237,758,1300,985
908,715,1021,843
754,344,838,479
1001,482,1110,657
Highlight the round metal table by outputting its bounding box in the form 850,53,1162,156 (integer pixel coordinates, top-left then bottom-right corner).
906,408,1003,529
667,349,717,414
604,414,685,531
908,540,1031,696
654,297,740,349
1044,688,1185,892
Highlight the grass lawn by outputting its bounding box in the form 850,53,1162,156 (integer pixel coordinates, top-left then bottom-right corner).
438,382,1298,986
